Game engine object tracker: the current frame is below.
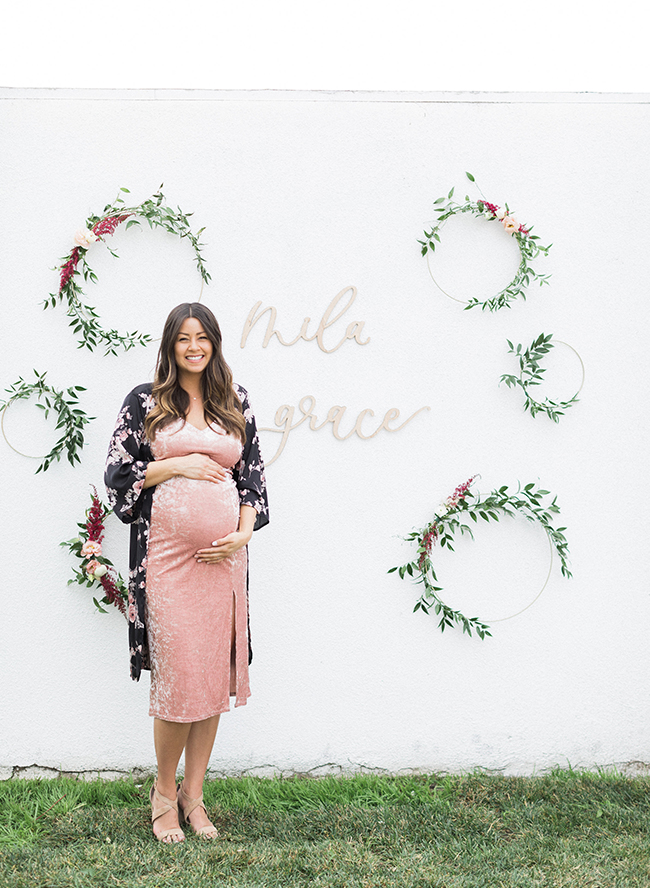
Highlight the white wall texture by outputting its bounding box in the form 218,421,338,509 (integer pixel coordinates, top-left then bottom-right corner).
1,90,649,778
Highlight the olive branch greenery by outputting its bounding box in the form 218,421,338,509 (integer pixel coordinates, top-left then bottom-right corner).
389,477,571,639
44,186,211,356
0,371,94,474
419,172,551,312
500,333,581,422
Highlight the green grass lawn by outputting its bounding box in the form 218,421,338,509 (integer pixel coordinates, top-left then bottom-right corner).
1,771,649,887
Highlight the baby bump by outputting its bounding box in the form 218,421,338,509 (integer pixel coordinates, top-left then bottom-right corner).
151,475,240,554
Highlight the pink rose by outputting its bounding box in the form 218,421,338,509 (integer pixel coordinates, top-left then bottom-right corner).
502,216,519,234
81,540,102,557
73,228,98,248
86,559,100,575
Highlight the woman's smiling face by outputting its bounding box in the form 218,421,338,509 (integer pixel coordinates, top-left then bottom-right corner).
174,317,213,377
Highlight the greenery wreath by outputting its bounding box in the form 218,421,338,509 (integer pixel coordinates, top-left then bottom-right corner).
61,487,128,616
389,476,571,639
419,172,551,312
0,370,94,474
500,333,584,423
45,186,211,356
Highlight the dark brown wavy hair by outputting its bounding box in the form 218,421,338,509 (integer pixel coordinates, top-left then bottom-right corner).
144,303,246,443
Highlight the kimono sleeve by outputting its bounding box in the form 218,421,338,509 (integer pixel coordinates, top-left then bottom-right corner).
233,385,269,532
104,386,153,525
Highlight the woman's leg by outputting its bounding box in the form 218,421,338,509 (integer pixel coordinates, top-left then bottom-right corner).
180,714,221,831
177,602,235,833
152,718,192,841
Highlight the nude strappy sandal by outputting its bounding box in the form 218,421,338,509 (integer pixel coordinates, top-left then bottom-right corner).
177,781,219,839
150,781,185,843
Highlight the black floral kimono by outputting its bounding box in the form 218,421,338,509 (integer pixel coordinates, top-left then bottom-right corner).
104,382,269,681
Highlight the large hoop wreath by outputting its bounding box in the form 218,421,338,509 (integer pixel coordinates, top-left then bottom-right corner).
389,477,571,639
419,172,551,312
500,333,584,422
61,487,128,616
45,186,211,355
0,370,93,473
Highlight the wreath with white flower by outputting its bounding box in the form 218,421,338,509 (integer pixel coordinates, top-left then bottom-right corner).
61,487,128,616
419,173,551,312
45,186,211,356
500,333,584,422
0,370,93,473
389,476,571,639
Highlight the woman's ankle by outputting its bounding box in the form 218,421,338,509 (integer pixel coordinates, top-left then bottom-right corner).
155,776,179,799
179,778,205,800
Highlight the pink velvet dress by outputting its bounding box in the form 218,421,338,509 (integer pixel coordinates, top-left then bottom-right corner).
146,418,250,722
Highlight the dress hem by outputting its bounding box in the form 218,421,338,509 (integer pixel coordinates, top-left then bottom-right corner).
148,693,250,723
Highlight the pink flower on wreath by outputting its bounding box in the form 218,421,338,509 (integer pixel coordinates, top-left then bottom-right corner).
86,559,100,575
74,228,98,248
502,216,519,234
81,540,102,558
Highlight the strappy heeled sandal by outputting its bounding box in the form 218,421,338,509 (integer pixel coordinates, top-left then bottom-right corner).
150,781,185,843
177,781,219,839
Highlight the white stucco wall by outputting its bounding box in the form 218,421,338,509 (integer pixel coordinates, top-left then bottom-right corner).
1,89,649,777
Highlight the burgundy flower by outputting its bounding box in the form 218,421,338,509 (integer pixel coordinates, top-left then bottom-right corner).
451,476,477,503
59,247,81,291
86,487,106,543
419,523,439,566
99,570,126,615
480,200,499,216
92,213,133,240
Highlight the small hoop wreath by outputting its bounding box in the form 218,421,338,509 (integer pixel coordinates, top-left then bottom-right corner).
500,333,585,422
419,172,551,312
45,186,211,356
389,476,571,639
60,487,128,616
0,371,94,474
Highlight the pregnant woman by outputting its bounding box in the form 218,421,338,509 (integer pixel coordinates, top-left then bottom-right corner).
105,303,268,843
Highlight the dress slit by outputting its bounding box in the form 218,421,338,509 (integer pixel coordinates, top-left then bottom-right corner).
229,591,237,697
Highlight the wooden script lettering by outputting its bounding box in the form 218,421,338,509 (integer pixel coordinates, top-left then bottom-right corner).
241,286,370,353
260,396,431,465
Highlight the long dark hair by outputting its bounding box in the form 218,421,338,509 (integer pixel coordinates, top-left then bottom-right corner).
144,303,246,443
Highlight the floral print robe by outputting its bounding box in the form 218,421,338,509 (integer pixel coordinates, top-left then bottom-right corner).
104,382,269,681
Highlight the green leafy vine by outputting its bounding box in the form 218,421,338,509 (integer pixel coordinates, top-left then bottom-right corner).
419,172,551,312
389,476,571,639
500,333,581,422
44,186,211,356
0,370,94,473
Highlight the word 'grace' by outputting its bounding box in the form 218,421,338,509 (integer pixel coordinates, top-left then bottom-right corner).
260,396,430,465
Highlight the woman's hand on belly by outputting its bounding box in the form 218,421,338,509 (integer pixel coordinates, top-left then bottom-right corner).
195,530,253,563
195,505,256,563
178,453,228,484
145,453,228,488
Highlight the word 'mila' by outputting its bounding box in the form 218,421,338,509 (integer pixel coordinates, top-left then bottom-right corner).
240,286,370,354
260,396,431,464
